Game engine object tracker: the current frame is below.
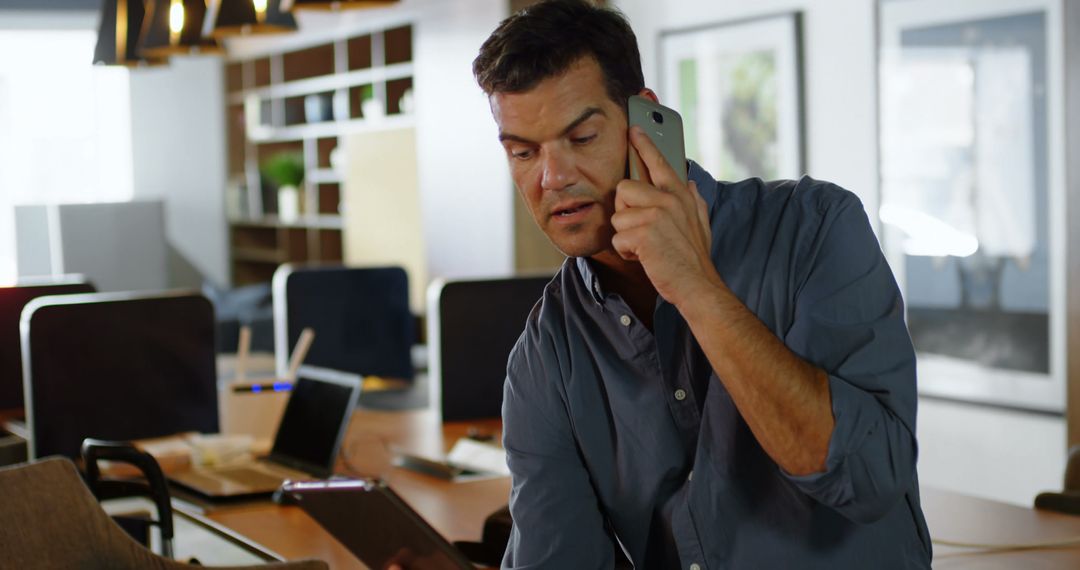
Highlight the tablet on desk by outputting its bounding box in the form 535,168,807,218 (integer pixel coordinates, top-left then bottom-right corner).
281,479,475,569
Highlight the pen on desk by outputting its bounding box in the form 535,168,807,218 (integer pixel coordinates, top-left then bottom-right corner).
235,325,252,383
232,382,293,393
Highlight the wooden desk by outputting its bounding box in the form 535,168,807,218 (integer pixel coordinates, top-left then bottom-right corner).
923,487,1080,568
203,409,1080,569
204,409,509,569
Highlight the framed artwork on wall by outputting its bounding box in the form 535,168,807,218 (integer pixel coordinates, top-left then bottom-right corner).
877,0,1067,411
660,12,805,181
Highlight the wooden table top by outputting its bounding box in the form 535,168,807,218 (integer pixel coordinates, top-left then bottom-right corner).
205,409,509,569
203,408,1080,569
922,486,1080,568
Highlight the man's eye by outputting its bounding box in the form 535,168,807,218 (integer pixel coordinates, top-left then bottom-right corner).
511,149,534,160
571,134,597,145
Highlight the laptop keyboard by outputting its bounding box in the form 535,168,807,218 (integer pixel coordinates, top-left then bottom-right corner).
214,466,287,488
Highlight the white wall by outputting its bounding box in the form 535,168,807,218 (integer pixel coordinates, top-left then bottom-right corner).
614,0,881,222
412,0,514,280
129,56,229,288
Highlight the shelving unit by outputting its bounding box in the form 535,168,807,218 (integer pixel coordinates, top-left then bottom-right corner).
224,23,414,285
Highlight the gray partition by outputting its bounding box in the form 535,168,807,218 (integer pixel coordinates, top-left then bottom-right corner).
21,290,218,459
15,201,167,293
426,274,553,422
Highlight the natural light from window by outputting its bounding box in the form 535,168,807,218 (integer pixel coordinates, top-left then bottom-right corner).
0,29,133,283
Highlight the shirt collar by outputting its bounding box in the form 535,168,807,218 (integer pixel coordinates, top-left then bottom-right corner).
575,257,606,306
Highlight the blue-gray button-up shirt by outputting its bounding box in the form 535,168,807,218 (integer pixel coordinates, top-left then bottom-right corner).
501,161,932,569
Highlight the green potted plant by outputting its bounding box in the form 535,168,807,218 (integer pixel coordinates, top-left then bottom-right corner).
360,84,384,119
261,151,304,222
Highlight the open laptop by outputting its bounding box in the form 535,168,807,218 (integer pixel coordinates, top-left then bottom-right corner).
170,369,360,498
282,479,475,569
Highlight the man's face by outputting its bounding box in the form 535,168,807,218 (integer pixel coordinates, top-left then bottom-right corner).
490,56,627,258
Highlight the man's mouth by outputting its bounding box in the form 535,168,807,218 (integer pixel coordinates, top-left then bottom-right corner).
551,202,594,219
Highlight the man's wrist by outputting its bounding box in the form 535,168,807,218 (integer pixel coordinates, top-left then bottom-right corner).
671,269,735,325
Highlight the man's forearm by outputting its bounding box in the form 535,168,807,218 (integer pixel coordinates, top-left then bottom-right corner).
678,274,835,476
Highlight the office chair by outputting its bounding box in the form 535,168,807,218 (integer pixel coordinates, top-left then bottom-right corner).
273,264,415,382
426,275,552,422
82,438,176,558
21,290,219,459
0,277,95,410
1034,445,1080,515
0,456,328,569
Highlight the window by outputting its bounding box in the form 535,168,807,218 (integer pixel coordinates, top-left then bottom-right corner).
0,29,133,282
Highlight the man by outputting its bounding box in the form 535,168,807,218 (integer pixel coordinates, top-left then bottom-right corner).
473,1,931,568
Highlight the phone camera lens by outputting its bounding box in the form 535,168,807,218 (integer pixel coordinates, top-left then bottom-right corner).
651,111,664,125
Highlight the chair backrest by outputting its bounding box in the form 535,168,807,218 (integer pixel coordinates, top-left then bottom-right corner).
21,290,219,459
427,275,552,422
273,265,414,381
0,278,95,409
0,456,329,569
0,456,164,568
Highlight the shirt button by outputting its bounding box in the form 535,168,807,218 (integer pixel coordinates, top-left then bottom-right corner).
619,314,632,326
674,389,687,401
690,564,701,570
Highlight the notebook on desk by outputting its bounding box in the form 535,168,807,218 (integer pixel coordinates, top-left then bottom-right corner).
169,370,360,498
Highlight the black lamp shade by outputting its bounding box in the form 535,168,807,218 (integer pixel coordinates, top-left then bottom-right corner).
141,0,222,57
280,0,399,10
204,0,297,39
94,0,166,66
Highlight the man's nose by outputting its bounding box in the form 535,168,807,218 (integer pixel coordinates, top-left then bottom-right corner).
540,149,576,192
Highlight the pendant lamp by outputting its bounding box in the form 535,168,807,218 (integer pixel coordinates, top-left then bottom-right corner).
93,0,166,66
280,0,399,10
141,0,222,57
203,0,298,39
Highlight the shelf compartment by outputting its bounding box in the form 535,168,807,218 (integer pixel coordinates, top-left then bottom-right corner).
384,25,412,65
231,247,287,263
347,34,373,71
283,227,309,262
387,77,413,116
348,83,376,120
226,62,244,93
317,229,344,262
283,43,335,82
233,259,279,285
316,138,337,169
317,183,341,215
253,58,272,87
230,225,278,249
226,104,246,177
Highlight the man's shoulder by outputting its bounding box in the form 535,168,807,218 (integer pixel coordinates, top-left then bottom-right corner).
511,261,574,352
505,263,579,388
719,175,862,217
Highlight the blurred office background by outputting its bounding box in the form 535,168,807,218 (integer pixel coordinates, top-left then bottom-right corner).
0,0,1078,509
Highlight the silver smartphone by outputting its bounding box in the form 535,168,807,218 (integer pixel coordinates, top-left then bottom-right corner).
627,95,687,184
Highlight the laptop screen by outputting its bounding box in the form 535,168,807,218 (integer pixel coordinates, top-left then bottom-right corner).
269,375,358,475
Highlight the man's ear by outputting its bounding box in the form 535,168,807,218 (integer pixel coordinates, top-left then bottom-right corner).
637,88,659,104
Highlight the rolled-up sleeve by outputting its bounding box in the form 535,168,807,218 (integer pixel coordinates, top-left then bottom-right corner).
781,193,919,524
501,323,616,569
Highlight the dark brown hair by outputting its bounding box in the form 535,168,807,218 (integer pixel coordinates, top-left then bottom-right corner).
472,0,644,107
